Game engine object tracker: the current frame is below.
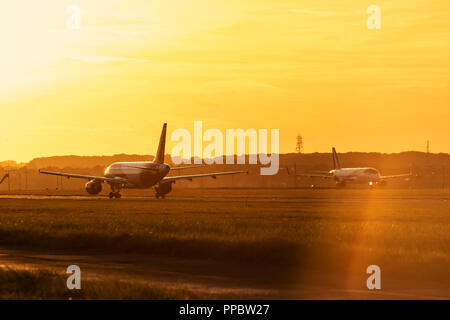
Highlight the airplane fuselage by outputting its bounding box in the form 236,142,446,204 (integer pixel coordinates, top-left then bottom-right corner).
104,162,170,189
330,167,381,184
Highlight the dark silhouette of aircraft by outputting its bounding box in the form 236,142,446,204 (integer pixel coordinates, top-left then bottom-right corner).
40,123,247,198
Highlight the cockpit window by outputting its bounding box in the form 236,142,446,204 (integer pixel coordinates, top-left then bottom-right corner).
104,166,111,175
364,169,378,174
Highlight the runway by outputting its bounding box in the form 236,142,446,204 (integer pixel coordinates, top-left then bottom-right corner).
0,194,449,203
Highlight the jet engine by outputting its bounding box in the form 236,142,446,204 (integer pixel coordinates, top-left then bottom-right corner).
154,181,173,199
85,180,102,195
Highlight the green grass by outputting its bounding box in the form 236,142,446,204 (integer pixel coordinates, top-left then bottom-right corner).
0,189,449,279
0,268,199,299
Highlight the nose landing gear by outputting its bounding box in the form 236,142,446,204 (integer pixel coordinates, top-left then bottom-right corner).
109,192,121,199
108,185,122,199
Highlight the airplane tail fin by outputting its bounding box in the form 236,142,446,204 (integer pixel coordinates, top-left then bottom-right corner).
155,123,167,164
332,147,341,170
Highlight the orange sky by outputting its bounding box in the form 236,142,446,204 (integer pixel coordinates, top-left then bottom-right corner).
1,0,449,162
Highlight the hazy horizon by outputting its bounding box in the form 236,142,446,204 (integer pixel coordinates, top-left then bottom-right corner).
1,149,447,166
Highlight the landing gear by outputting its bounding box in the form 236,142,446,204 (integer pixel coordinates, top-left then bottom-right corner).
154,182,173,199
109,192,121,199
108,184,122,199
336,181,347,188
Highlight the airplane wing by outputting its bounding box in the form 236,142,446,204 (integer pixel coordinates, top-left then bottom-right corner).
0,173,9,185
285,167,333,179
120,165,202,171
380,173,412,179
119,165,159,172
162,170,248,183
38,170,127,184
170,165,204,171
296,173,334,179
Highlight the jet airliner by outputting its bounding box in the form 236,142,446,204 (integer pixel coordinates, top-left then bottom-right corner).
39,123,247,198
292,147,412,188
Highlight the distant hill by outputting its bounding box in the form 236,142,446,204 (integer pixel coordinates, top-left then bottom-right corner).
0,160,20,168
2,151,450,171
0,151,449,190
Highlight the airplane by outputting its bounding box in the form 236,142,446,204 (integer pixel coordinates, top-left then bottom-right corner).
39,123,247,198
290,147,412,188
